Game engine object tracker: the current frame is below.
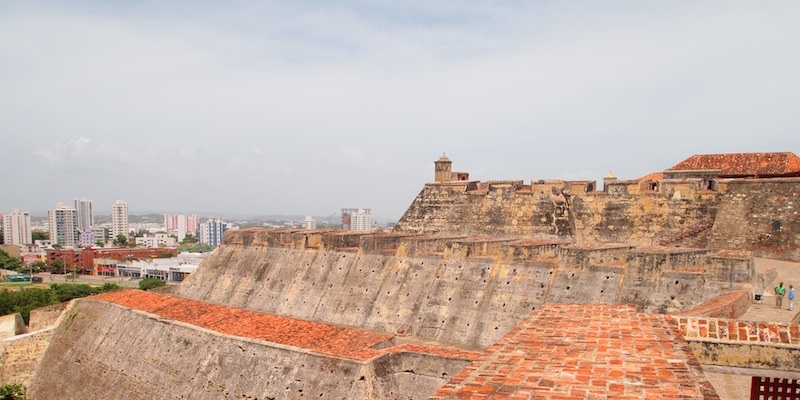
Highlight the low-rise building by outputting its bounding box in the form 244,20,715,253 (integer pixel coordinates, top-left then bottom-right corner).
134,233,176,248
47,247,178,274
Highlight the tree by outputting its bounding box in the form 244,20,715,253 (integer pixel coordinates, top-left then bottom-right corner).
51,259,65,274
0,250,21,271
31,231,48,241
181,233,198,245
113,234,128,247
139,278,166,291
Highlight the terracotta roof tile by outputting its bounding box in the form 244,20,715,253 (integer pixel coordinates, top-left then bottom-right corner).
666,152,800,177
430,304,719,399
637,172,664,182
91,290,481,362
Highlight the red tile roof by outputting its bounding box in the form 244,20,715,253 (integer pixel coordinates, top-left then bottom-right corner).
637,172,664,182
91,290,480,362
430,304,719,399
666,152,800,177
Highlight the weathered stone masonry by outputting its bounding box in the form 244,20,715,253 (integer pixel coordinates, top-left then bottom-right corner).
395,177,800,261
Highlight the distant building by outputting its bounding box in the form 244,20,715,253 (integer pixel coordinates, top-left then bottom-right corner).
78,230,96,248
350,209,374,232
164,214,197,242
135,233,177,248
3,209,32,246
304,216,316,230
73,197,94,233
111,200,129,239
342,208,373,231
199,218,227,246
47,247,177,275
186,214,199,234
48,203,78,247
92,227,107,246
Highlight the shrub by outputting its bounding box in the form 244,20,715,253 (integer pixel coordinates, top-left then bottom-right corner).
0,383,25,399
139,278,166,291
51,284,95,303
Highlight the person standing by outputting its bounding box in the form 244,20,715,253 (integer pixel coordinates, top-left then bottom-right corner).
789,285,795,312
775,282,787,308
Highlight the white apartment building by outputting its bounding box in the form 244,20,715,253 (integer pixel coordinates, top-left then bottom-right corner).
111,200,129,239
199,218,227,246
304,216,316,230
48,203,78,247
3,209,32,245
350,209,374,231
135,233,177,248
74,197,94,233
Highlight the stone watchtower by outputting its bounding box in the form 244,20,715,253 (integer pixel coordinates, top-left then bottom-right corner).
435,154,452,183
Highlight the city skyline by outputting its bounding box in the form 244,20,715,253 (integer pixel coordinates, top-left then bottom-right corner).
1,2,798,220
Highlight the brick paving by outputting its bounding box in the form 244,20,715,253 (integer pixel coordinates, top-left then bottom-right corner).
430,304,720,399
91,290,481,362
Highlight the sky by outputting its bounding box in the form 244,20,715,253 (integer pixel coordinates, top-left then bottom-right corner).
1,1,798,221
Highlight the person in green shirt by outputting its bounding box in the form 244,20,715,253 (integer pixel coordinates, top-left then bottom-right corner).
775,282,786,308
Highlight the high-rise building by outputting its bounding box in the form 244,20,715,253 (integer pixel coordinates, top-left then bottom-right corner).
111,200,129,239
186,214,199,234
350,209,374,232
304,216,316,230
176,214,187,242
73,197,94,233
198,218,227,247
164,214,198,242
48,203,79,247
3,209,32,245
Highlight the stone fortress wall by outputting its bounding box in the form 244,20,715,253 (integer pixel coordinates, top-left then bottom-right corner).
395,176,800,261
171,229,754,348
28,292,479,400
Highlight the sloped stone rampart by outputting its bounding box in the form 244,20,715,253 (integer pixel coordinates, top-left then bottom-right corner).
174,230,755,348
0,313,25,339
0,328,54,387
28,302,69,332
29,294,478,400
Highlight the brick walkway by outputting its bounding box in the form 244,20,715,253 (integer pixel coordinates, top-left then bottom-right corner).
430,304,720,399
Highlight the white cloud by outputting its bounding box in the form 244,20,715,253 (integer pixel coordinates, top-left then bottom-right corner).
2,1,800,217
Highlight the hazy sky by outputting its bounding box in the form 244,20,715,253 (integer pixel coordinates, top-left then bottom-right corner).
1,1,798,220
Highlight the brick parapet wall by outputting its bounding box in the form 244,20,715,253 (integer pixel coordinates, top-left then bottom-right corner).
677,316,800,346
677,315,800,370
